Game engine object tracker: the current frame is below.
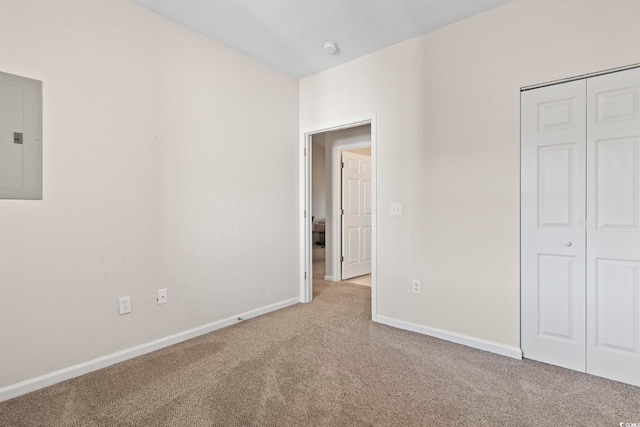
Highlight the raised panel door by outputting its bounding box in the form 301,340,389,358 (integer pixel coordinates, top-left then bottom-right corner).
521,80,587,372
341,151,372,280
587,68,640,386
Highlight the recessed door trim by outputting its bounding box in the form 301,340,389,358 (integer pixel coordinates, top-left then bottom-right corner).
299,114,378,320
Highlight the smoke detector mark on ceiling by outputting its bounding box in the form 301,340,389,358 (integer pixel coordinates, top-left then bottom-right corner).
323,41,339,55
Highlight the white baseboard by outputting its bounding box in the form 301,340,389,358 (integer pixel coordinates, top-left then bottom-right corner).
324,275,336,281
375,315,522,360
0,297,299,403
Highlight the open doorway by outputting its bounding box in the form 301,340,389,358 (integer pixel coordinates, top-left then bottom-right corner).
300,117,377,320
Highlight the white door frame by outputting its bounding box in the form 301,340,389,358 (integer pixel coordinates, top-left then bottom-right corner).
299,115,378,320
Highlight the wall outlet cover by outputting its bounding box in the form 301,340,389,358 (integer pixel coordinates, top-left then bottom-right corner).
412,279,421,294
157,288,167,305
119,296,132,315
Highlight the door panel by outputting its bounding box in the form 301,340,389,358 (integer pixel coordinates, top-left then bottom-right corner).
595,259,639,352
0,82,24,190
363,226,372,262
595,137,639,230
363,179,372,215
538,143,576,227
347,178,360,214
595,85,640,124
587,68,640,386
538,97,576,131
521,80,587,372
347,227,360,263
341,151,372,280
537,255,576,342
537,254,575,340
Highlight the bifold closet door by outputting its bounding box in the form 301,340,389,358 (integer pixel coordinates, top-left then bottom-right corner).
586,68,640,386
521,80,587,372
522,67,640,386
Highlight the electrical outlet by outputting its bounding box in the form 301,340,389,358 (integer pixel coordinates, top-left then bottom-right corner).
412,280,422,295
119,296,132,315
157,288,167,305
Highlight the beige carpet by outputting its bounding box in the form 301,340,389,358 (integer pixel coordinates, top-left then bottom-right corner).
1,247,639,426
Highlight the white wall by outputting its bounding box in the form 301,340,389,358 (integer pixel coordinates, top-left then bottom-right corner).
300,0,640,350
0,0,298,390
311,136,326,222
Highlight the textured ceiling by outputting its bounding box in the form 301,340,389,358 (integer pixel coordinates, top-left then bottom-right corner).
132,0,515,78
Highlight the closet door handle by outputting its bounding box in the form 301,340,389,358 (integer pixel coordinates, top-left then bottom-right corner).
563,241,572,247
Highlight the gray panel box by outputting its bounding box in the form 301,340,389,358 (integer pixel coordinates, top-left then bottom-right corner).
0,71,42,200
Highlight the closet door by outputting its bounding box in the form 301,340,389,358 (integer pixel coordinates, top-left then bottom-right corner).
521,81,587,371
586,68,640,386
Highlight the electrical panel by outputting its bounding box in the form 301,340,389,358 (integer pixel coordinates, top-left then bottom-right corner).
0,71,42,200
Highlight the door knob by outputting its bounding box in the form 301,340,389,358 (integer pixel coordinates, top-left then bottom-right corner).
563,241,572,247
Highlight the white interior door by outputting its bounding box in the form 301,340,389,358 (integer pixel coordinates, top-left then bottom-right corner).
586,68,640,386
521,80,587,372
341,151,372,280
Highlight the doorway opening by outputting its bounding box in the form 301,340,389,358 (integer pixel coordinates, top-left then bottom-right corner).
299,116,377,320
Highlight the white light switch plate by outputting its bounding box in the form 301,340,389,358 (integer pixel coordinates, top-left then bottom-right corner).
390,202,403,216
